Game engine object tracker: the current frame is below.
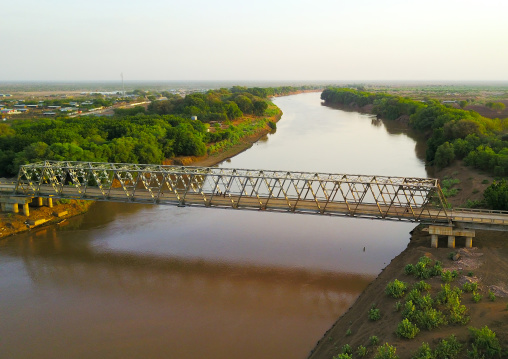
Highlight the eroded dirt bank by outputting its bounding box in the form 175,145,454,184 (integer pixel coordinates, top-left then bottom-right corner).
308,226,508,358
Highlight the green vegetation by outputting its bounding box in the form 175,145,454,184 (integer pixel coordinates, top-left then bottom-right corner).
396,318,420,339
483,179,508,210
0,87,286,177
462,282,478,293
375,343,399,359
333,354,352,359
321,87,508,209
385,279,408,298
368,305,381,321
369,335,380,346
411,342,433,359
356,345,368,357
434,335,462,359
468,326,502,358
472,291,482,303
341,344,352,355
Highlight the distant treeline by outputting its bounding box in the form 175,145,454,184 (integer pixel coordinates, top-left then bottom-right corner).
321,88,508,210
117,85,319,121
321,88,508,176
0,87,289,178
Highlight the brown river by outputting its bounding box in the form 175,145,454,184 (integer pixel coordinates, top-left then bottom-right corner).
0,92,429,359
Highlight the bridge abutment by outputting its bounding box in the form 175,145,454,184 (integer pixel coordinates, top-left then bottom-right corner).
428,225,475,249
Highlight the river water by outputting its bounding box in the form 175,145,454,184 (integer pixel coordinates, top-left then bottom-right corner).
0,92,429,359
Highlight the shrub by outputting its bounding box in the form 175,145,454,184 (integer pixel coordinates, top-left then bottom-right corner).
346,328,352,336
333,354,352,359
385,279,408,298
467,326,501,358
341,344,352,355
369,307,381,321
441,270,454,283
434,335,462,359
447,294,470,325
415,308,447,330
356,345,368,357
402,300,417,321
396,318,420,339
369,335,380,346
430,262,443,277
418,256,432,266
375,343,399,359
411,342,434,359
436,284,462,305
488,290,496,302
404,263,415,275
413,281,431,292
472,291,482,303
462,282,478,293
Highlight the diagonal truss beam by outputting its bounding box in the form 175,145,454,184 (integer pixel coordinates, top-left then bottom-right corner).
13,160,452,224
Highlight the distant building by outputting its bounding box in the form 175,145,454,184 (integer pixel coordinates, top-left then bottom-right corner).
1,109,20,114
191,116,198,121
48,105,61,109
42,112,56,116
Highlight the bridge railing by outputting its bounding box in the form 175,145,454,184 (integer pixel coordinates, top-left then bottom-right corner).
10,160,454,223
452,208,508,226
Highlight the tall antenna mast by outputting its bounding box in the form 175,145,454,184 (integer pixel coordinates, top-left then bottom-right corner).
121,72,125,96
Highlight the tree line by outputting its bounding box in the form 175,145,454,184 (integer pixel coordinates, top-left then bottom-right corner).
321,88,508,210
0,87,291,178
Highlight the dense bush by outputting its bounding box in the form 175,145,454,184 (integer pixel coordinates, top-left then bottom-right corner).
396,318,420,339
385,279,408,298
321,88,508,187
467,326,502,358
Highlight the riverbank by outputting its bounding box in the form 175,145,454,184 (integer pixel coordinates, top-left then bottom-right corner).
0,106,282,239
0,200,93,239
308,226,508,358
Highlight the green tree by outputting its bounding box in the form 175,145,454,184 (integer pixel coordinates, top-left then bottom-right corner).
483,179,508,210
253,100,268,116
434,142,455,168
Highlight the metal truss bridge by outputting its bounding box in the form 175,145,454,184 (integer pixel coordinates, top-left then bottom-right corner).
5,161,508,228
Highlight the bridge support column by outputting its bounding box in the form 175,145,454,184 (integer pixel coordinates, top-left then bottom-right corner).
431,234,438,248
447,235,455,249
47,198,53,208
36,197,43,207
22,203,29,217
4,203,19,214
465,237,473,248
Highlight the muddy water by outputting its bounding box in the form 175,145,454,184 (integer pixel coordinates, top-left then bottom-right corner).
0,93,429,359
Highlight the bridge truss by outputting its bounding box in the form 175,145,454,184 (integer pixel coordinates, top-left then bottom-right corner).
14,161,451,223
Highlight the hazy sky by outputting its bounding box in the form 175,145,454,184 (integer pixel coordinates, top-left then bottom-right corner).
2,0,507,82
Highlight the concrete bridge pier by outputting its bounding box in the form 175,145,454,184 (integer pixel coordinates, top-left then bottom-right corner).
428,225,475,249
448,235,455,249
0,196,36,216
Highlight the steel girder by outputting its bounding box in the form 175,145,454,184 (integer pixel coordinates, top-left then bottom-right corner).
15,161,451,223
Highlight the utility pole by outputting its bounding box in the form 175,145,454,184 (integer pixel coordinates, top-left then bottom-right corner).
121,72,125,97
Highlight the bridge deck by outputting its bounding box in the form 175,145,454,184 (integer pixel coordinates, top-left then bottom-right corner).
2,160,507,228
